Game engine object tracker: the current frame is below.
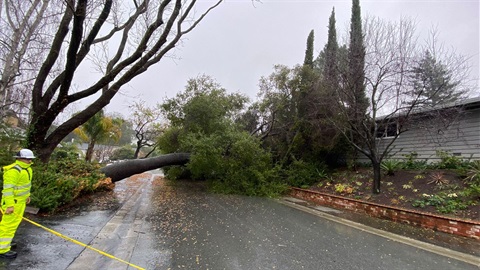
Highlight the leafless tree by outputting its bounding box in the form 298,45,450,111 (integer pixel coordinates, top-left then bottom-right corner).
334,16,473,193
2,0,223,162
129,100,165,158
0,0,57,121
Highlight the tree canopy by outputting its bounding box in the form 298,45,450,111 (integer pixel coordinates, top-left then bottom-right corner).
0,0,223,162
409,50,464,107
74,110,122,162
158,75,288,196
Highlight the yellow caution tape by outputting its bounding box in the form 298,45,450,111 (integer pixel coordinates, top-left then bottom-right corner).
0,208,146,270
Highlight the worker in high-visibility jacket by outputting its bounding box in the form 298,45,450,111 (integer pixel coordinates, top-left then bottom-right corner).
0,149,35,259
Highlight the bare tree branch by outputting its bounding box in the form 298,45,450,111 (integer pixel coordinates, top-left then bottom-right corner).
2,0,225,161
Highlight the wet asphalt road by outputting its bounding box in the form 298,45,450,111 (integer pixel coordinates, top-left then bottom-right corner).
1,172,479,270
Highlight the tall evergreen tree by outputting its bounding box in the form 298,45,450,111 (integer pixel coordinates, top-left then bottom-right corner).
297,30,317,118
288,30,321,163
341,0,369,174
348,0,368,120
324,8,339,89
303,30,315,68
410,50,463,106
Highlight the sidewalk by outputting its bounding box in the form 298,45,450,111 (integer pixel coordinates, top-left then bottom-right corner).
0,174,152,270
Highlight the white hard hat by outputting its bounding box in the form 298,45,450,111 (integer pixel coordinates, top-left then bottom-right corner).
14,149,36,159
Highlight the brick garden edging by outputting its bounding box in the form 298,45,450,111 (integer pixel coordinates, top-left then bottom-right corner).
289,187,480,239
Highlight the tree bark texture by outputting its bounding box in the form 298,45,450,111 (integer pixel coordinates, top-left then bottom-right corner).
372,161,381,194
100,153,190,182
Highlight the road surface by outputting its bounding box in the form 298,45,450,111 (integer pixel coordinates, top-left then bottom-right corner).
2,172,479,269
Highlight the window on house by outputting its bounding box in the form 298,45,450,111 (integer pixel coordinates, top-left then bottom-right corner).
376,122,398,138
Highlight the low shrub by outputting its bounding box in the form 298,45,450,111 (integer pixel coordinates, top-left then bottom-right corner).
381,159,402,176
285,160,327,188
401,152,428,170
163,165,191,180
427,172,450,186
412,193,474,214
109,145,135,161
30,159,111,212
50,144,82,160
434,150,469,170
463,160,480,185
461,184,480,199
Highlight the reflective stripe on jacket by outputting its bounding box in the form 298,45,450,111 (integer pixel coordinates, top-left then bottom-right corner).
2,160,33,207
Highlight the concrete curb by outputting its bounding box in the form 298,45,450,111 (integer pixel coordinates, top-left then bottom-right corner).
279,198,480,267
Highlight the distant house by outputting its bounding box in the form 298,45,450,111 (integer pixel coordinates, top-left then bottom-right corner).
77,142,121,163
2,109,26,128
359,96,480,164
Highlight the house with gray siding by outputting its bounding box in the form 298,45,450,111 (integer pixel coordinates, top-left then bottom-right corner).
359,96,480,163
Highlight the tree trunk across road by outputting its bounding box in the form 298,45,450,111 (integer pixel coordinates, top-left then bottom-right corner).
100,153,190,182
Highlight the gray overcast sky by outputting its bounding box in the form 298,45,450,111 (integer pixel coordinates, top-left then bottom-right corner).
107,0,479,115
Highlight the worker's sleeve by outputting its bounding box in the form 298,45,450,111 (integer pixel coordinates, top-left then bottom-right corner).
2,169,19,207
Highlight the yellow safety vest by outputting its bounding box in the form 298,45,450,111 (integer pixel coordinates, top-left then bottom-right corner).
2,160,33,207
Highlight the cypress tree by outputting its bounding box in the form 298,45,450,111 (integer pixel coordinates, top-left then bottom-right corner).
348,0,368,120
299,30,316,116
346,0,369,180
304,30,315,68
290,30,317,162
324,8,339,92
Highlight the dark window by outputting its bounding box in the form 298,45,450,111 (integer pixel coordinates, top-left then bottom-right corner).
376,122,398,138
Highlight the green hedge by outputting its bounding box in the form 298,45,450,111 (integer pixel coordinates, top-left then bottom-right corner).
0,158,110,213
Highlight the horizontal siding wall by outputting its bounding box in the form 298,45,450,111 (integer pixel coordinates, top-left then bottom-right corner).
359,107,480,164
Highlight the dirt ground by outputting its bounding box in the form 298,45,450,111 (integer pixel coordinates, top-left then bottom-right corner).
308,168,479,221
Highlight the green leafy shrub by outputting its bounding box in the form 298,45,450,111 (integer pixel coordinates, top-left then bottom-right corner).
412,193,472,214
460,184,480,199
381,159,402,176
50,144,82,160
30,159,109,212
285,160,327,188
434,150,468,170
401,152,427,170
183,131,288,197
163,165,191,180
463,160,480,185
157,126,183,154
110,145,135,161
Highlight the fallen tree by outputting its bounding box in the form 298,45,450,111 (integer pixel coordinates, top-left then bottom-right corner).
100,153,190,182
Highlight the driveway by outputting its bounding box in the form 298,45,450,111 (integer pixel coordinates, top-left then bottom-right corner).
2,172,479,269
